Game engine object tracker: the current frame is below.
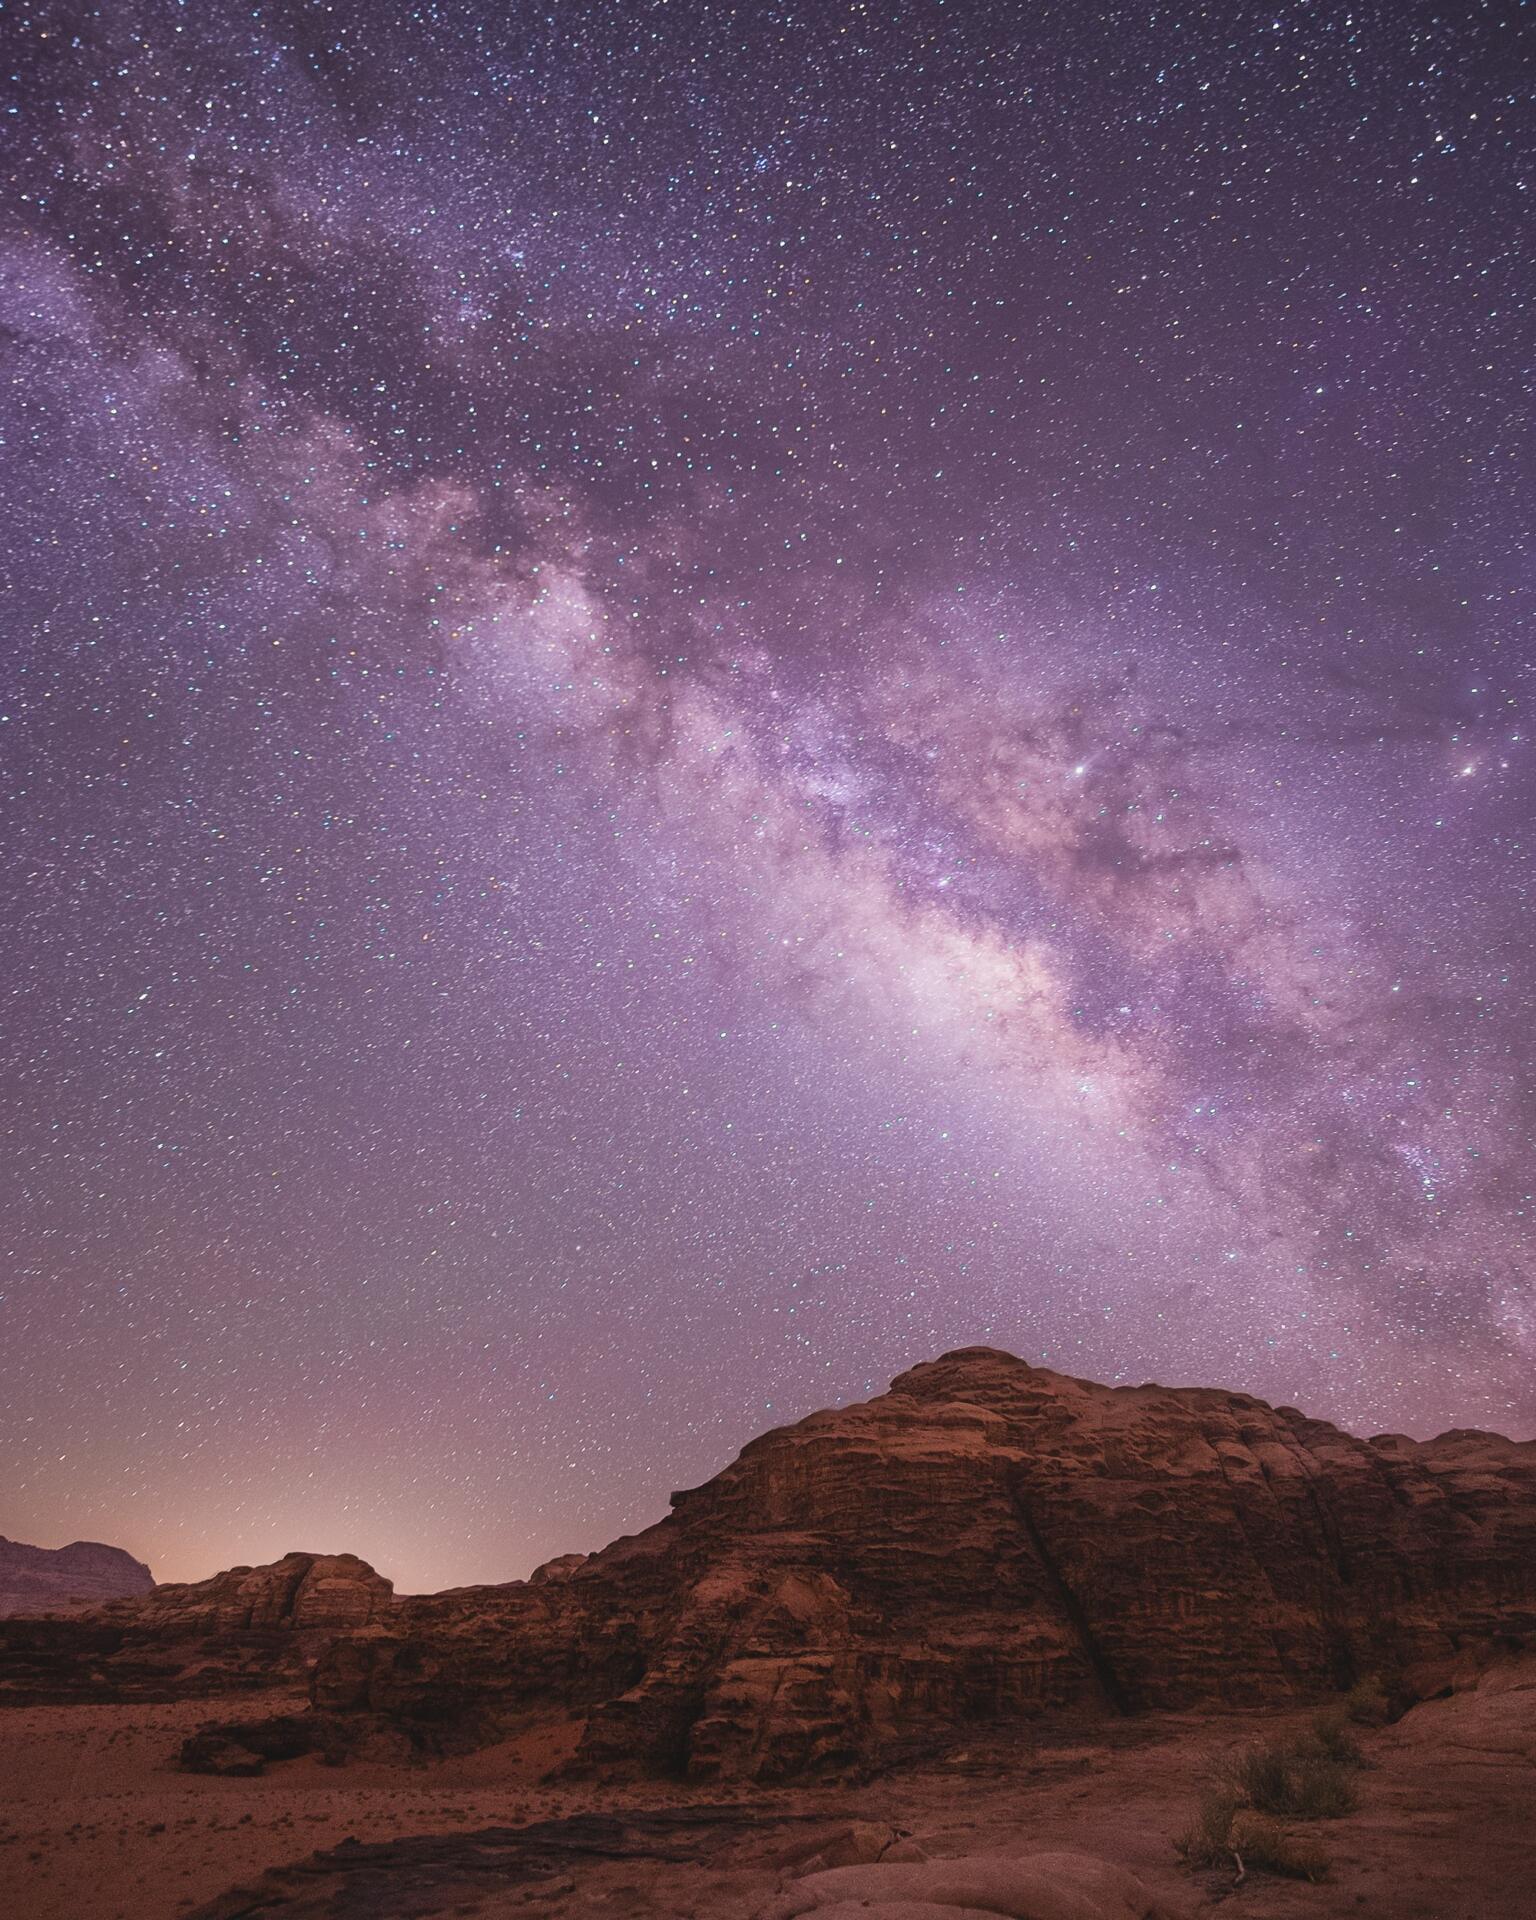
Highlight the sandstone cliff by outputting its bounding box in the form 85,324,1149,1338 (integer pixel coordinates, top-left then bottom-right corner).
6,1350,1533,1781
137,1551,393,1634
275,1349,1536,1779
0,1551,392,1705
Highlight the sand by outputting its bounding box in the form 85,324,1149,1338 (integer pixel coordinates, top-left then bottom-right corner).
1,1674,1531,1919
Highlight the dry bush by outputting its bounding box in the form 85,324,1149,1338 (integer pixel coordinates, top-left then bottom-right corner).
1220,1732,1359,1818
1345,1674,1393,1726
1227,1809,1331,1881
1175,1780,1333,1882
1175,1786,1242,1870
1307,1705,1364,1767
1175,1719,1363,1883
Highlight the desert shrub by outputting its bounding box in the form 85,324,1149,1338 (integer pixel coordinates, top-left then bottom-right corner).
1176,1721,1362,1882
1174,1786,1242,1869
1220,1733,1359,1818
1227,1810,1331,1881
1279,1745,1359,1818
1222,1736,1290,1810
1345,1674,1392,1726
1308,1705,1364,1766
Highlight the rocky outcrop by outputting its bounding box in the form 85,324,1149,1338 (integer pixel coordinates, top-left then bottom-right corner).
256,1349,1535,1781
178,1808,861,1920
0,1550,393,1705
528,1552,588,1585
767,1848,1190,1918
137,1551,392,1633
177,1816,1190,1920
0,1535,154,1615
7,1351,1534,1779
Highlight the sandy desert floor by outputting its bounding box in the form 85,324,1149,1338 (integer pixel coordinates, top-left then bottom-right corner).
1,1670,1531,1920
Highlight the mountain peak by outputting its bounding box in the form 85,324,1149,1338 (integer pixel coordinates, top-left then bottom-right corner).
288,1351,1535,1782
7,1353,1533,1787
888,1345,1044,1397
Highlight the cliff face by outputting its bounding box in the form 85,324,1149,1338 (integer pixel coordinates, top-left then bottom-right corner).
133,1551,393,1634
0,1551,392,1705
4,1351,1532,1779
301,1349,1536,1780
0,1536,154,1616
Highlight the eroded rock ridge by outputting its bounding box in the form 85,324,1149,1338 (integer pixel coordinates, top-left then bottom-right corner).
305,1349,1536,1778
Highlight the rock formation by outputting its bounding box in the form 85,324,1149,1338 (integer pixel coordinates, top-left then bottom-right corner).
136,1551,393,1634
194,1348,1536,1781
767,1848,1190,1919
2,1351,1531,1779
0,1535,155,1615
0,1550,392,1706
176,1817,1191,1920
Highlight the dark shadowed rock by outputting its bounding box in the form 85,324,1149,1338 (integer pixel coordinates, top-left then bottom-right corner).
180,1733,267,1777
179,1806,823,1920
177,1810,1192,1920
0,1535,154,1615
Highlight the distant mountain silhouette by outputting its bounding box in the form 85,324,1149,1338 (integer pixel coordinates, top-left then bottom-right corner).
0,1534,154,1615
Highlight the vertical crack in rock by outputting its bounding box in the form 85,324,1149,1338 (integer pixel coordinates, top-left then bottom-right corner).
1007,1476,1131,1715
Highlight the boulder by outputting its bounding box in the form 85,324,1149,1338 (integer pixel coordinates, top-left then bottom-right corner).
769,1847,1190,1918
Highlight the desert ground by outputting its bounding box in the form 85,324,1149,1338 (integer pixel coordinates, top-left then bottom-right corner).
1,1665,1531,1920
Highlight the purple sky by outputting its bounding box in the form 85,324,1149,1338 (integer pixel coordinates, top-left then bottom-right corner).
3,0,1532,1593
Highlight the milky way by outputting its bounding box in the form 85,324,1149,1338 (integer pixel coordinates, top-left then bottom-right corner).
3,1,1533,1590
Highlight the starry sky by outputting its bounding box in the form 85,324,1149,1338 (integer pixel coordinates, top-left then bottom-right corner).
2,0,1533,1594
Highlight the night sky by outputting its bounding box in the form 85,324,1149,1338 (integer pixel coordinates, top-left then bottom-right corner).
3,1,1533,1593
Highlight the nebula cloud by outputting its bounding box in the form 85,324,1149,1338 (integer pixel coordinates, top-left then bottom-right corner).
2,0,1532,1590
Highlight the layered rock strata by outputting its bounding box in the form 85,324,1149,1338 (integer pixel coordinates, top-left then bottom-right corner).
248,1349,1536,1778
0,1551,392,1705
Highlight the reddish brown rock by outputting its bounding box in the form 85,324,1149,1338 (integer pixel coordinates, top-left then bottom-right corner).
286,1348,1535,1781
770,1847,1192,1918
528,1553,589,1585
141,1551,393,1633
0,1550,393,1706
0,1535,154,1615
5,1351,1533,1779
